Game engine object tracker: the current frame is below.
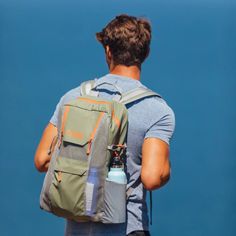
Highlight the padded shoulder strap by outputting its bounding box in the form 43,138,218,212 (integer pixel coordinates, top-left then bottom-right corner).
120,87,161,105
81,81,160,103
80,80,99,97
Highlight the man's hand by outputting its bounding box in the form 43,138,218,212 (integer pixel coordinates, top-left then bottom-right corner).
141,138,171,190
34,123,58,172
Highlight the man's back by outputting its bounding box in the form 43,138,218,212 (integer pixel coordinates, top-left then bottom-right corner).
49,73,175,235
34,14,176,236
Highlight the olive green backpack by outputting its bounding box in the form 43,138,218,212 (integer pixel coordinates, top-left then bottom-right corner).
39,79,160,223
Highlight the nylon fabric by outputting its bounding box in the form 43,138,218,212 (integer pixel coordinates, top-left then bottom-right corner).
40,82,129,225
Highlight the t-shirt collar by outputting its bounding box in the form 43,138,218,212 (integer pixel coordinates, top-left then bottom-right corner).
95,73,140,85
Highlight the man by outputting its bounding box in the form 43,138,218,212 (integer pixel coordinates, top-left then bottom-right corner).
34,14,175,236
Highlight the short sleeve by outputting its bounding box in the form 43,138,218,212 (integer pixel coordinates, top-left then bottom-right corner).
49,95,65,128
144,105,175,145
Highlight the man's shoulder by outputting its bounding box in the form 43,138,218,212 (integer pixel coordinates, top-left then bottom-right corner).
132,89,175,121
135,82,172,109
59,85,82,105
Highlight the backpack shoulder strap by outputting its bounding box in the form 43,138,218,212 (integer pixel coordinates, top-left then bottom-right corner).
120,87,161,105
80,80,99,97
81,81,160,103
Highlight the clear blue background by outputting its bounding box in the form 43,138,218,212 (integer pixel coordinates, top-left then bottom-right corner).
0,0,235,235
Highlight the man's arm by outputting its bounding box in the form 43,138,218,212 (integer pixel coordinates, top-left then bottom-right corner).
34,123,58,172
141,138,171,190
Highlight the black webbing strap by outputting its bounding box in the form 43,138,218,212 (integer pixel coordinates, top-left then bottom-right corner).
126,176,141,200
150,190,153,225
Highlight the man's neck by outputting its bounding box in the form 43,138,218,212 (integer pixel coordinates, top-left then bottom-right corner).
109,65,141,81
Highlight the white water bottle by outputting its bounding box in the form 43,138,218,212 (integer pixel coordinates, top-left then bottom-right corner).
86,168,99,215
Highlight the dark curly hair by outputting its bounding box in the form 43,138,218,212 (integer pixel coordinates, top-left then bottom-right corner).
96,14,152,68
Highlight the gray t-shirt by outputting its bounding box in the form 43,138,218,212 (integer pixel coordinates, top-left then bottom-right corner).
50,73,175,235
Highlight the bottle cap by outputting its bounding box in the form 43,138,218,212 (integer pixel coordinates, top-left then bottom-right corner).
111,156,122,168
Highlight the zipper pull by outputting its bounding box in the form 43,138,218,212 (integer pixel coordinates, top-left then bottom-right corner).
56,171,62,183
58,132,63,149
86,139,92,155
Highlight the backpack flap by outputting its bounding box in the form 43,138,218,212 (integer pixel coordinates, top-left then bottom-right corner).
60,96,111,155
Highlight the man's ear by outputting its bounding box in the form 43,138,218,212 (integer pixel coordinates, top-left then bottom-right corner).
105,45,112,60
105,45,114,70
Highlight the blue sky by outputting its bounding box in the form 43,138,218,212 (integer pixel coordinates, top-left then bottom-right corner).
0,1,235,235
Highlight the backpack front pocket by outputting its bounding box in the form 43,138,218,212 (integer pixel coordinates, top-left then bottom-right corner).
49,157,88,219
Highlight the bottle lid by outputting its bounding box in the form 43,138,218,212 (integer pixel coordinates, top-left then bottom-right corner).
111,156,122,167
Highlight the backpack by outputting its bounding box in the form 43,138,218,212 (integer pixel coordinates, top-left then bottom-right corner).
39,79,161,224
